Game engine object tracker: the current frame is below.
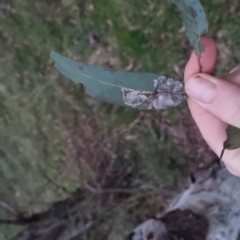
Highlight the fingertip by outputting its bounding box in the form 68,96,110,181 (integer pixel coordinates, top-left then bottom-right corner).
184,37,217,81
200,37,217,74
184,52,200,81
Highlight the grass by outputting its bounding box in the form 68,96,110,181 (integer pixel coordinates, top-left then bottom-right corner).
0,0,240,239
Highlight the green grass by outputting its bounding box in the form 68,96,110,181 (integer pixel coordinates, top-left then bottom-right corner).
0,0,240,239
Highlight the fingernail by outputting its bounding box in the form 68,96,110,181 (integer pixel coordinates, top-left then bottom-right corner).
185,76,217,103
229,65,240,74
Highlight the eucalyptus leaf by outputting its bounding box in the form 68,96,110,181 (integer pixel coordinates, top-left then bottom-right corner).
220,125,240,160
169,0,208,55
50,51,187,110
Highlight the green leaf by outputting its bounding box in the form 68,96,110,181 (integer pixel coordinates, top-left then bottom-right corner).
169,0,208,55
220,125,240,160
50,51,187,110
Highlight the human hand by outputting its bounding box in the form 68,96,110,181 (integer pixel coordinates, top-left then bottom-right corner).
184,37,240,176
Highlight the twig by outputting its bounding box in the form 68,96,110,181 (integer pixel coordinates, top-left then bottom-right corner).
0,218,26,225
8,222,67,240
0,200,18,216
58,220,94,240
85,183,137,194
71,221,94,237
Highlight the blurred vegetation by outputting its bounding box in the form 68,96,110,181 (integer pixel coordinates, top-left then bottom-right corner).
0,0,239,239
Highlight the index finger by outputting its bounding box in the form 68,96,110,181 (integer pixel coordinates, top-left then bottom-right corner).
184,37,217,80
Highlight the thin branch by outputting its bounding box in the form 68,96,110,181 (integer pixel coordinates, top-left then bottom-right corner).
0,200,18,216
8,222,67,240
70,221,94,238
85,183,137,194
0,218,26,226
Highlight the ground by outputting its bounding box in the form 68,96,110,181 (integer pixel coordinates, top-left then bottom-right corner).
0,0,240,239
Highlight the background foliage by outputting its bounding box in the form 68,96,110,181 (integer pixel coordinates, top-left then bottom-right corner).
0,0,240,239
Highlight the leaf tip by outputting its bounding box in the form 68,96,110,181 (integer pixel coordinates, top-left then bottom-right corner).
49,51,59,61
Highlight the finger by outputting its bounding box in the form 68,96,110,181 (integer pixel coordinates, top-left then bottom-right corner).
224,65,240,85
188,99,240,176
185,73,240,129
184,37,222,152
184,37,217,80
184,37,240,176
217,65,240,175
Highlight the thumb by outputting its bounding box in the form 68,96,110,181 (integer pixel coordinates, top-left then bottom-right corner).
185,73,240,129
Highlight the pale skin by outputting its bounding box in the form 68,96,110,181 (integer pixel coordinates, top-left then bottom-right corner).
184,37,240,176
